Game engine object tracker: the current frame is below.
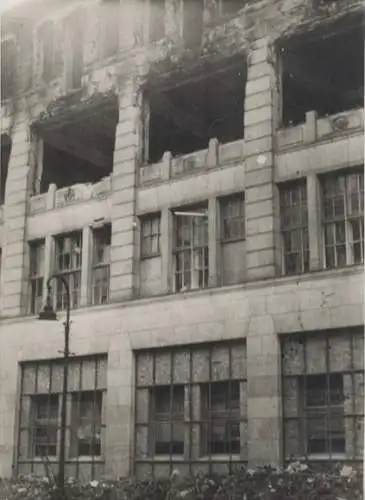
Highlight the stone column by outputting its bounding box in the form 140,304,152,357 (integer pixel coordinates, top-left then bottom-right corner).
1,118,31,317
80,226,93,307
109,80,140,302
246,314,282,467
307,174,322,271
244,37,280,281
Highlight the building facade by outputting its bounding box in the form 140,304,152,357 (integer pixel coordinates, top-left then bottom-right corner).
0,0,364,482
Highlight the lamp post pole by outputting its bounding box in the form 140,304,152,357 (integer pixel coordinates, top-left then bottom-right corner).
40,275,71,498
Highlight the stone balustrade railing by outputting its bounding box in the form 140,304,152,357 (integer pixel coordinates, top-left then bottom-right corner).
139,138,245,186
277,108,364,150
29,176,112,215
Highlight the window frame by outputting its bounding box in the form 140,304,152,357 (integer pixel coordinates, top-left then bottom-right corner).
321,169,364,269
134,342,247,475
28,239,45,315
279,180,309,276
91,225,111,306
220,192,245,243
17,355,107,476
173,206,209,292
53,231,83,311
281,330,364,463
140,214,161,259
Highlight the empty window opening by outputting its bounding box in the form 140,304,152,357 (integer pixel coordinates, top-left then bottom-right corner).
92,224,111,306
280,22,364,126
145,63,245,163
29,239,45,315
0,134,12,204
54,231,82,311
219,0,246,16
34,99,118,194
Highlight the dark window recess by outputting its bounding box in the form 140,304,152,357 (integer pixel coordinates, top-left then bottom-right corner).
149,0,165,42
201,381,241,455
183,0,203,48
151,385,185,455
1,38,16,101
32,394,59,457
221,0,246,16
146,64,245,163
0,134,12,204
36,100,118,194
281,22,364,126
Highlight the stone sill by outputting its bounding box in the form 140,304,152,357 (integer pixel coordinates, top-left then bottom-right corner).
1,265,362,325
277,108,364,152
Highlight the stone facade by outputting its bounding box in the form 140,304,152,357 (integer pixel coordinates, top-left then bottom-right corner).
0,0,364,482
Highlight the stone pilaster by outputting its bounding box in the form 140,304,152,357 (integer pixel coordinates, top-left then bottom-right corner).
244,37,280,281
109,81,140,303
246,315,282,467
1,118,31,317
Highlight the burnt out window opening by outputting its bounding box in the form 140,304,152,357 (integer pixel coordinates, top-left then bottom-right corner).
29,240,45,315
36,101,118,194
135,342,247,475
279,180,309,276
173,206,209,292
140,214,161,259
321,169,364,269
0,134,12,204
1,37,16,101
17,356,107,478
54,232,82,311
281,23,364,126
146,64,245,164
92,224,111,306
281,329,364,462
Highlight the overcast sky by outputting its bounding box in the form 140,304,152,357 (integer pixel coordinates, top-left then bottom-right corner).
0,0,26,13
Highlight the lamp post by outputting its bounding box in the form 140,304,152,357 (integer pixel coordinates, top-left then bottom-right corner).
38,275,70,498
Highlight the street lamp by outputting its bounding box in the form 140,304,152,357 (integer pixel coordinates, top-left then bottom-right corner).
38,275,71,498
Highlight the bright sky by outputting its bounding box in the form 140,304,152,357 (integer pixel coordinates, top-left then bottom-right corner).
0,0,26,13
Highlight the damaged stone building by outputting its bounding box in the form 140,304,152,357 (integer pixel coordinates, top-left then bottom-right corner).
0,0,364,482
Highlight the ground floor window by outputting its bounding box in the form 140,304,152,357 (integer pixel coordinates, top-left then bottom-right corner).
281,328,364,463
17,355,107,481
134,341,247,477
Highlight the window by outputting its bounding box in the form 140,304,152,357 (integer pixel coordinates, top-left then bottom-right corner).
135,342,247,475
1,133,12,205
305,374,345,455
92,225,111,305
141,214,161,258
149,0,165,42
54,232,82,311
1,37,16,101
321,170,364,269
17,356,107,477
220,193,245,242
70,391,102,457
281,330,364,462
32,394,59,457
280,180,309,275
150,386,184,455
29,240,45,315
201,381,240,455
173,207,208,292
